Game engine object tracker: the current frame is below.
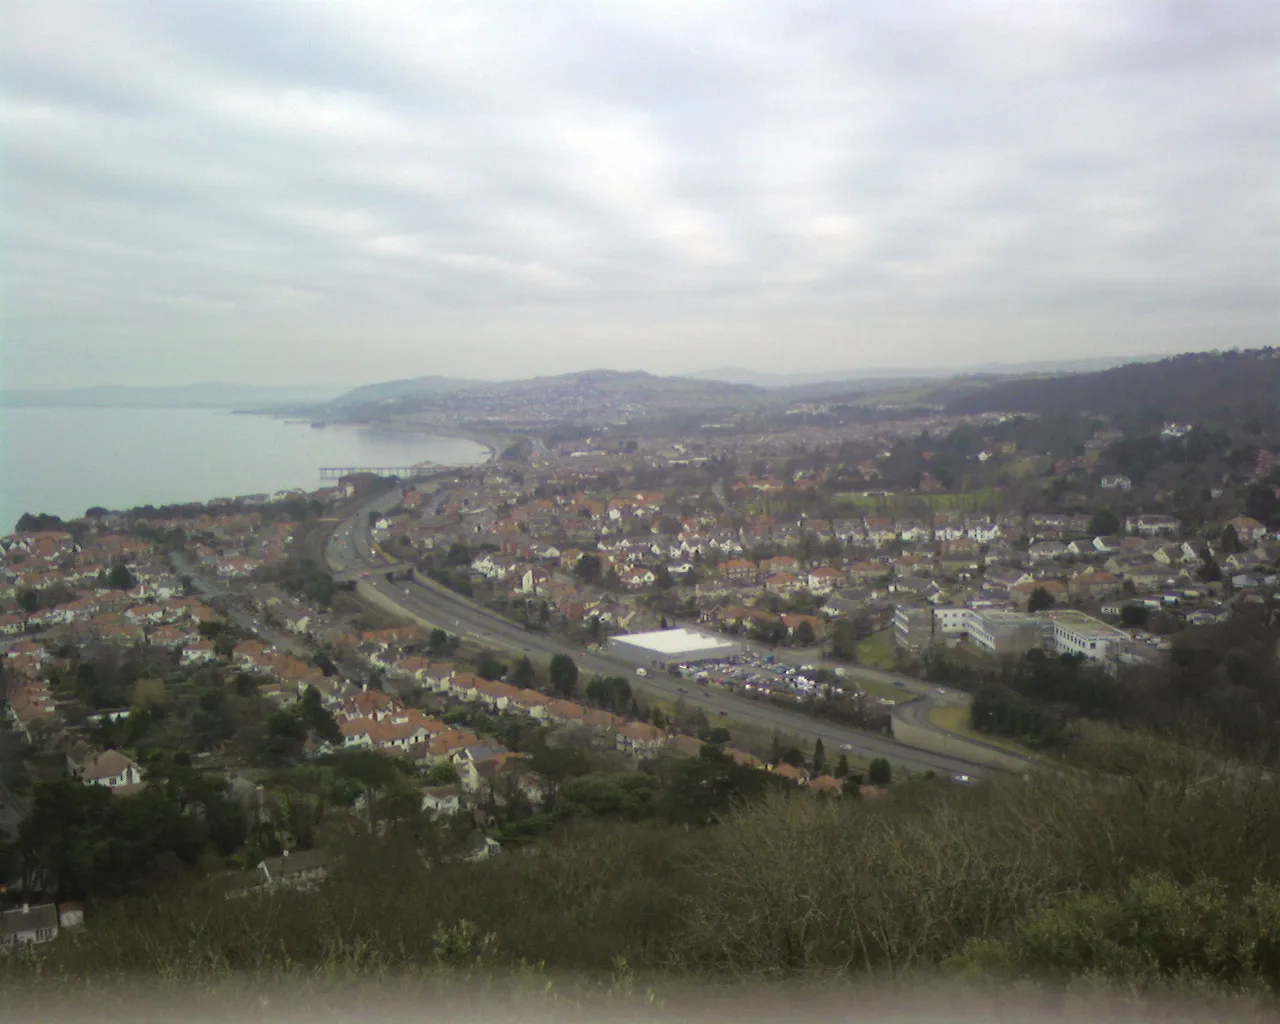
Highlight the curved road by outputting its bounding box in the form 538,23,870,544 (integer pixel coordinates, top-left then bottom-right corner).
326,491,998,779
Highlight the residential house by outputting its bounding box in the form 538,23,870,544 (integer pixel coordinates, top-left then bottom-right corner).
1227,515,1268,544
420,784,463,818
764,572,802,596
68,749,145,793
180,639,217,666
1,903,83,953
1068,569,1123,601
615,721,666,756
806,567,845,594
1010,579,1067,611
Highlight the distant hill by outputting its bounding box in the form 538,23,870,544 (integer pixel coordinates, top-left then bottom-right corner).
320,368,769,423
944,348,1280,430
683,355,1151,390
328,375,484,407
0,382,346,409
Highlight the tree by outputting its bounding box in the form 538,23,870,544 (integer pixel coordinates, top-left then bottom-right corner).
549,654,579,697
511,656,536,688
1220,524,1243,555
107,563,135,591
214,633,236,659
834,754,850,778
426,760,459,785
132,677,166,709
1120,603,1149,628
812,738,826,774
1027,586,1056,613
1089,510,1120,537
574,554,602,582
300,685,342,745
476,654,506,681
794,620,816,646
867,757,892,786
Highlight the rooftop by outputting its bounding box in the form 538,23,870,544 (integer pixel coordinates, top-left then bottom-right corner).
1046,609,1129,640
611,628,740,657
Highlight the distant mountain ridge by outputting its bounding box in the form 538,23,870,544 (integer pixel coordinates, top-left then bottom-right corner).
0,382,346,409
681,355,1154,390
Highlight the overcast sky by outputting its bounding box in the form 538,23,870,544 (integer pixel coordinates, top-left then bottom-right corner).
7,0,1277,389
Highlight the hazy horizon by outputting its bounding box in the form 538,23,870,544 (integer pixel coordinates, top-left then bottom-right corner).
8,1,1276,389
0,350,1187,396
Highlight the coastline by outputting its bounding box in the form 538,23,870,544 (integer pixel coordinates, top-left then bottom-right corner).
245,408,508,466
3,407,496,529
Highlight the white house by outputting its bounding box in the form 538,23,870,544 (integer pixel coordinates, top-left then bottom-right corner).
69,749,145,791
1,903,83,953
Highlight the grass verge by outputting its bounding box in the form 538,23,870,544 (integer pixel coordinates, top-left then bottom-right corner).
928,705,1037,758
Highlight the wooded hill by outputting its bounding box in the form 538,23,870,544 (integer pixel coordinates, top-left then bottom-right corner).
944,348,1280,433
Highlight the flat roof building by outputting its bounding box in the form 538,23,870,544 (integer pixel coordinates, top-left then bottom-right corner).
1045,610,1131,662
608,628,742,668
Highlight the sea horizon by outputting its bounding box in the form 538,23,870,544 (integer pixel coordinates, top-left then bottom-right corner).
0,406,490,532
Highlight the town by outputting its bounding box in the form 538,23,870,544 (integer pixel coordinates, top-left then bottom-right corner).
3,360,1280,955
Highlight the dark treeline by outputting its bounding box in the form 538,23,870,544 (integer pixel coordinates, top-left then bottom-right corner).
945,348,1280,435
8,730,1280,1004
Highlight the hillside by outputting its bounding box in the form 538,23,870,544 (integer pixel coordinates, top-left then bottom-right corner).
320,368,772,425
329,375,485,407
944,348,1280,430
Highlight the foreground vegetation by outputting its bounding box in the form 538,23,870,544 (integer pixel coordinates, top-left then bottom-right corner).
4,729,1280,1013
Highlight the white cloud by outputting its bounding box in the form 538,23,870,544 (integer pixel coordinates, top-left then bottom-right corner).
5,0,1278,386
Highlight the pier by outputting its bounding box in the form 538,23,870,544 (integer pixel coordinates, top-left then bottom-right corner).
318,465,433,481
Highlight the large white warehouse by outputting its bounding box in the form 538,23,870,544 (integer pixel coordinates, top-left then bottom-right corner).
607,628,742,669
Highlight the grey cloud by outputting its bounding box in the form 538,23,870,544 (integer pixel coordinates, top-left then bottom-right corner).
6,0,1278,387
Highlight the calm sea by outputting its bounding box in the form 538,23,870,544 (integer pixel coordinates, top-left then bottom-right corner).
0,406,490,532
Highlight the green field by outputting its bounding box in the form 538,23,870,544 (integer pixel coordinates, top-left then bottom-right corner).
858,679,907,703
929,705,1037,758
835,488,1003,514
855,630,897,668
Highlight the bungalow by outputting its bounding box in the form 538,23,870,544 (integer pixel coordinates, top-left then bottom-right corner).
68,749,145,793
1,903,83,954
620,567,656,589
